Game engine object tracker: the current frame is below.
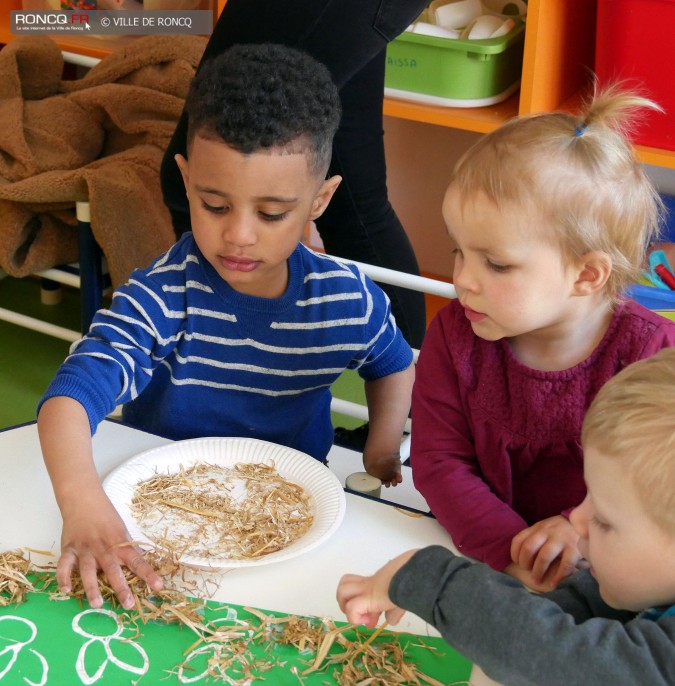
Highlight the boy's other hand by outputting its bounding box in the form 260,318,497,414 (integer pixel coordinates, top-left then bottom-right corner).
363,451,403,487
503,560,574,593
58,491,163,610
509,515,582,589
336,550,417,628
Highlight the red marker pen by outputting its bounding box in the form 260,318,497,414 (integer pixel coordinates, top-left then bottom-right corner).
655,263,675,291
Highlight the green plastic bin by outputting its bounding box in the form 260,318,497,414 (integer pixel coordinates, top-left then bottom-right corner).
384,21,526,107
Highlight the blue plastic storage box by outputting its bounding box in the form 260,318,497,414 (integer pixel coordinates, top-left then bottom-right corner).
625,194,675,319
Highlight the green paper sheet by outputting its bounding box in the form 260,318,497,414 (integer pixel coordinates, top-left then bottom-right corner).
0,575,472,685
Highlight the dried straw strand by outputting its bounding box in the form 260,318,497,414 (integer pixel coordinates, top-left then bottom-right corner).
0,549,34,606
131,462,314,561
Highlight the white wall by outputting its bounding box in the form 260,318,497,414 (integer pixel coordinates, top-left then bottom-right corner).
384,117,479,279
646,165,675,196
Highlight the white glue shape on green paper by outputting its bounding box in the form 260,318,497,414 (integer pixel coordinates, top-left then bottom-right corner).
72,608,149,684
0,616,48,686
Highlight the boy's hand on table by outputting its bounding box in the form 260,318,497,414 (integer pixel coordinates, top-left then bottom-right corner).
37,397,163,609
58,491,163,610
337,549,417,628
363,450,403,487
509,515,582,590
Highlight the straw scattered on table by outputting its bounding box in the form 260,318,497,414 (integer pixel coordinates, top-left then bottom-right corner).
0,549,36,606
2,542,452,685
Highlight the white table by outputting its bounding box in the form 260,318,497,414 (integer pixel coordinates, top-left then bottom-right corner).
0,419,499,685
326,442,431,512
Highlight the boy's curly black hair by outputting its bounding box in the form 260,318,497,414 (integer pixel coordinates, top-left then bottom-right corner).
184,43,341,179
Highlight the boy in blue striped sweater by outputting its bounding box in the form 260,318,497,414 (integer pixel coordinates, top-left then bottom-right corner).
37,44,414,610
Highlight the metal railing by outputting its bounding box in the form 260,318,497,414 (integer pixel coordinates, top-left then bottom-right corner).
329,259,456,454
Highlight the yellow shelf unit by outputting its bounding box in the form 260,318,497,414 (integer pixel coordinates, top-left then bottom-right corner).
2,0,675,169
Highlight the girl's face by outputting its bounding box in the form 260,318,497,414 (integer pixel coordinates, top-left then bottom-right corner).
442,183,583,358
570,449,675,611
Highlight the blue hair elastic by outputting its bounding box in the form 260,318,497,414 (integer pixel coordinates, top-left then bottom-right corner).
574,123,587,137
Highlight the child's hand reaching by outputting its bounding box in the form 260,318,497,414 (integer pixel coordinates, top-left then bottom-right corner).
361,366,414,488
336,550,418,628
363,450,403,487
58,490,163,610
37,396,165,611
508,515,582,591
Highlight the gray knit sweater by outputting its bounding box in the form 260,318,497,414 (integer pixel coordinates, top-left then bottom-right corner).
390,546,675,686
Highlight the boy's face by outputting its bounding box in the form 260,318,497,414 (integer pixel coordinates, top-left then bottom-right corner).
176,134,340,299
570,448,675,611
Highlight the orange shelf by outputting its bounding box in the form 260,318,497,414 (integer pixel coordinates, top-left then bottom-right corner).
635,146,675,170
519,0,597,115
0,1,19,46
383,92,520,134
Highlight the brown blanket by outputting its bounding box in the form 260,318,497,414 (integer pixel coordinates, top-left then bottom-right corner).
0,35,206,287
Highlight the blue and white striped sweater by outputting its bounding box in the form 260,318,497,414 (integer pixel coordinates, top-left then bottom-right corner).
40,233,413,460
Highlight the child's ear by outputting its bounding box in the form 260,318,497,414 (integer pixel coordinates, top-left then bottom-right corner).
573,251,613,296
308,175,342,221
174,154,189,193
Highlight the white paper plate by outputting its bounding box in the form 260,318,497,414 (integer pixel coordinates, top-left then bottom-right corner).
103,437,346,569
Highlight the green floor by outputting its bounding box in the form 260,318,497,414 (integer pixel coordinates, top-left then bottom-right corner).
0,276,77,429
0,275,366,431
